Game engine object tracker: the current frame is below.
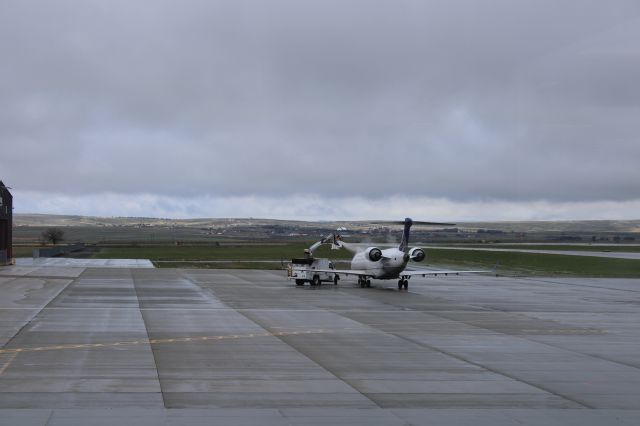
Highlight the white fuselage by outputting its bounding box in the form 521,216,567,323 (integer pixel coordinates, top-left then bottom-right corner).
351,248,409,280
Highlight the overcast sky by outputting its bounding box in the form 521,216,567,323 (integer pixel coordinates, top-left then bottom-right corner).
2,1,639,220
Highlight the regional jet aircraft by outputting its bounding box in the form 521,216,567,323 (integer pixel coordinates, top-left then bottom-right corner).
316,218,490,290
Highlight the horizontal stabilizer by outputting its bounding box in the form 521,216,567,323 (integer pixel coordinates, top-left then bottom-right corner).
374,220,456,226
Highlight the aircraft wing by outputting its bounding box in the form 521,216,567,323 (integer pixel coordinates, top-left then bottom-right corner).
313,267,493,278
313,268,371,278
401,268,494,277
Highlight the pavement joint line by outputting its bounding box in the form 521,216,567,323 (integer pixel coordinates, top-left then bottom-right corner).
517,329,608,334
235,308,385,409
510,330,640,372
333,293,598,408
0,329,328,354
520,277,640,294
407,294,639,373
381,327,595,409
0,274,76,371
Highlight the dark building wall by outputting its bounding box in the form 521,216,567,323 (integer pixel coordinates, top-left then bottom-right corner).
0,181,12,264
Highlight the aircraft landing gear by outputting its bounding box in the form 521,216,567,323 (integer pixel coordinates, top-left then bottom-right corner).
334,275,339,285
398,279,409,290
359,278,371,288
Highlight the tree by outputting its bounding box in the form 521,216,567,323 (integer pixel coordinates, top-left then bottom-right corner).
41,228,65,245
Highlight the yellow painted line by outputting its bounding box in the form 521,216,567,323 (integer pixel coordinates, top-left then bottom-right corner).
0,351,19,376
0,329,326,355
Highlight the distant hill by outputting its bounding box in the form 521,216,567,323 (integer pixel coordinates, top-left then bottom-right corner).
457,220,640,233
13,214,311,228
13,213,640,233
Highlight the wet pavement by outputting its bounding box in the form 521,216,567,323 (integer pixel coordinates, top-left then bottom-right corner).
0,265,639,424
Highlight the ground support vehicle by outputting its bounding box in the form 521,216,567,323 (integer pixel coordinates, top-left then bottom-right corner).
287,257,339,286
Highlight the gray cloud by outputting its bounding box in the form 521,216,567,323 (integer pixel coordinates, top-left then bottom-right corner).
2,0,640,213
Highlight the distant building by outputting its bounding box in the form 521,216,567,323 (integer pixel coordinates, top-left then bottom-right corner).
0,181,13,265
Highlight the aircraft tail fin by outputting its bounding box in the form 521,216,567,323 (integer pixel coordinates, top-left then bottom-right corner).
398,218,412,253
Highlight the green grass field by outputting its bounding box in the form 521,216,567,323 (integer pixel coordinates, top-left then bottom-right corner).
92,243,354,262
426,249,640,278
153,261,286,270
8,241,640,277
447,244,640,252
87,243,640,277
